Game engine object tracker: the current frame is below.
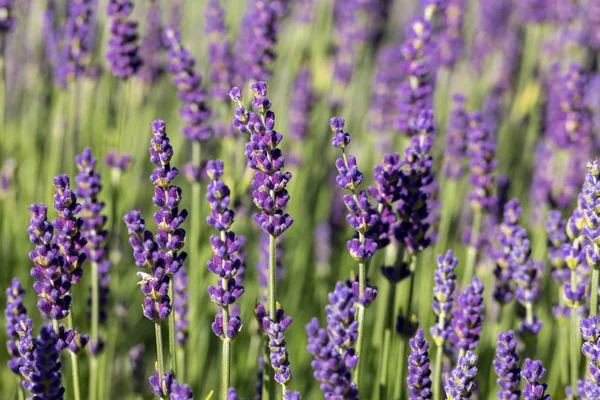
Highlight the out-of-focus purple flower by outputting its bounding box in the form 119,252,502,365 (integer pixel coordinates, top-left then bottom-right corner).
27,204,72,320
0,0,16,33
231,82,294,237
493,199,521,304
137,0,164,84
584,2,600,49
470,0,513,74
129,344,146,395
445,350,478,399
5,278,27,375
173,267,189,345
163,27,214,142
205,0,235,102
547,210,569,282
306,280,359,398
443,94,469,179
61,0,93,82
106,0,142,79
449,276,484,352
292,0,316,24
0,157,16,197
406,329,432,399
205,159,244,340
149,370,193,399
437,0,466,68
369,152,401,253
257,304,294,385
493,330,521,399
467,112,497,213
430,250,457,346
519,0,552,23
288,67,314,165
104,149,132,172
332,2,365,88
254,356,264,400
520,359,550,399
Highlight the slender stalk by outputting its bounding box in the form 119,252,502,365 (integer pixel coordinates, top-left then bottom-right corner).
377,329,391,399
177,347,186,384
268,234,277,320
16,376,24,400
155,322,165,378
168,281,177,376
462,210,482,286
591,243,599,316
354,260,367,385
52,319,60,334
569,270,579,397
89,261,100,400
221,339,231,400
432,344,444,400
66,313,82,400
117,81,130,148
396,257,417,400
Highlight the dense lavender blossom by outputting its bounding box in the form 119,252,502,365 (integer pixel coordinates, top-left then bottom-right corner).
163,27,213,142
149,370,193,399
368,45,403,139
288,67,314,165
205,0,235,102
493,331,521,399
443,94,469,179
0,0,15,33
75,148,110,352
581,315,600,397
106,0,142,78
5,278,27,374
137,0,163,84
257,304,295,386
580,160,600,271
467,112,497,213
562,202,587,310
21,324,65,399
104,149,132,172
173,267,189,345
520,359,550,399
205,159,244,340
27,204,72,320
369,152,401,255
230,82,294,237
449,276,484,352
519,0,552,23
445,351,478,399
406,329,432,399
306,280,359,398
430,250,457,346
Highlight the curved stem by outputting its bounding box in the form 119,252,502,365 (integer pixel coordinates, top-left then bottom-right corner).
66,313,82,400
462,210,482,286
168,280,177,377
432,344,444,400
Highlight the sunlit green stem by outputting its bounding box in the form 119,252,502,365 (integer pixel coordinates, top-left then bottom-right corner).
221,338,231,400
462,210,482,286
432,344,444,400
66,313,82,400
268,234,277,400
570,270,579,397
89,261,100,400
168,280,177,376
591,244,599,316
16,376,24,400
155,322,165,380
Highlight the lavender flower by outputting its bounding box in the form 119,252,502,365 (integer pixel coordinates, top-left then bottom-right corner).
581,315,600,396
22,324,66,399
430,250,457,346
443,94,469,179
205,159,244,340
5,278,27,375
406,329,432,399
547,210,569,282
106,0,142,78
62,0,93,82
449,276,484,353
104,149,132,172
369,152,401,255
467,112,497,213
470,0,513,73
288,67,314,165
493,331,521,399
581,160,600,268
173,267,189,345
149,370,193,399
163,27,213,142
445,351,478,399
257,304,294,385
137,0,164,84
520,359,550,399
129,344,146,395
205,0,235,102
332,3,364,88
0,0,16,33
437,0,466,68
306,281,359,398
562,203,587,309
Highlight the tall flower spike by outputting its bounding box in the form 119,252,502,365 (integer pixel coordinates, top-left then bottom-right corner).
443,94,469,179
493,331,521,399
5,278,27,375
205,0,235,102
106,0,142,78
581,160,600,270
430,250,457,346
406,329,432,399
75,148,110,354
138,0,164,84
437,0,466,68
205,159,244,340
449,276,485,353
163,27,213,142
581,315,600,396
28,204,72,320
61,0,93,82
445,351,478,399
257,304,295,386
467,112,497,213
306,281,359,398
520,359,550,399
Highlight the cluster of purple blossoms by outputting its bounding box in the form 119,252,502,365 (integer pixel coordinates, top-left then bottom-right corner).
205,160,244,340
106,0,142,79
75,148,110,354
449,276,484,353
61,0,93,82
0,0,15,33
443,94,469,179
149,369,193,399
205,0,235,102
580,160,600,271
470,0,513,74
137,0,164,84
466,111,497,213
437,0,466,68
331,117,378,266
288,67,314,165
520,359,550,399
562,201,588,311
5,278,27,375
547,210,569,283
173,267,189,345
406,329,432,399
230,82,294,237
430,250,457,346
445,351,478,399
331,2,365,88
581,315,600,397
585,2,600,50
493,330,521,399
163,27,213,142
306,280,359,399
104,148,132,173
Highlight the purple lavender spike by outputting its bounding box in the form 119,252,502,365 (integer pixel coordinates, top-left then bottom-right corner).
106,0,142,78
5,278,27,375
449,276,484,352
520,359,550,399
430,250,457,346
406,329,432,399
493,331,521,399
445,350,478,399
205,0,235,102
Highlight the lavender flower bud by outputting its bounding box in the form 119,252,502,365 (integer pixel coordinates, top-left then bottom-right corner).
437,0,466,68
258,305,294,385
368,45,403,139
581,160,600,265
22,324,66,399
430,250,457,346
129,344,146,395
443,94,469,179
106,0,142,78
104,149,132,172
493,330,521,399
149,370,193,399
449,276,485,352
445,350,478,399
520,359,550,399
407,329,432,399
61,0,93,83
581,315,600,395
205,0,235,102
5,278,27,375
288,67,314,165
467,112,497,213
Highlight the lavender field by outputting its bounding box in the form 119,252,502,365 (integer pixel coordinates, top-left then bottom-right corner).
1,0,599,399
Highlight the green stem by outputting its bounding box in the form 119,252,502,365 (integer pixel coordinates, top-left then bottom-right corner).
355,260,367,386
396,257,417,400
16,376,24,400
117,81,130,148
432,344,444,400
177,346,186,384
168,280,177,376
462,210,482,286
570,269,579,397
377,329,391,399
89,261,99,400
591,254,599,316
0,37,5,143
53,319,60,334
155,322,165,379
66,313,82,400
268,234,277,320
221,339,231,400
